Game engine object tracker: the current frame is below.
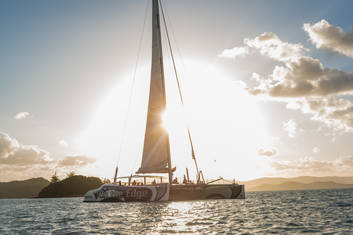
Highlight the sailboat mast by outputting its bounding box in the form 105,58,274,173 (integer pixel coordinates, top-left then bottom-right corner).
152,0,173,184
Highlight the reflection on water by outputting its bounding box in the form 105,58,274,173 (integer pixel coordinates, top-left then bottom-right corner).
0,189,353,234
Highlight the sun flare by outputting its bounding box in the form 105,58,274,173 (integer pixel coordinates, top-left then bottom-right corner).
77,60,273,181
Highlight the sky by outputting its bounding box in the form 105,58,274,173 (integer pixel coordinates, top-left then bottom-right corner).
1,0,353,182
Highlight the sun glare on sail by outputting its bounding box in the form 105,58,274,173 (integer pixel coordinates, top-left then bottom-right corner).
161,106,187,133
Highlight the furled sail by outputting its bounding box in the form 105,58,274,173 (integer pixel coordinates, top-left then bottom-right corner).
137,0,171,174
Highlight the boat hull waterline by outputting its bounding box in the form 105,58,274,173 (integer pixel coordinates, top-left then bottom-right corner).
83,183,244,202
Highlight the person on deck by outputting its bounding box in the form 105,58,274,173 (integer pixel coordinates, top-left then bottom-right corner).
183,175,187,184
172,178,179,184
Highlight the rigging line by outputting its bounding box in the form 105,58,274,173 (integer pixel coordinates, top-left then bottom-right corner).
159,0,201,174
162,1,187,74
116,0,150,169
159,0,184,104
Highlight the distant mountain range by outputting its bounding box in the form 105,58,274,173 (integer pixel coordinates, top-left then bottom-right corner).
0,178,49,199
1,176,353,199
240,176,353,192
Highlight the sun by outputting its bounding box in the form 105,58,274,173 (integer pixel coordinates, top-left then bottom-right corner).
161,106,187,133
76,60,274,181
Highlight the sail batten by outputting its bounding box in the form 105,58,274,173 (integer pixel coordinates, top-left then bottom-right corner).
137,0,171,176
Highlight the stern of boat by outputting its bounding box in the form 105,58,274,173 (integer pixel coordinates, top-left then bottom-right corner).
235,184,245,199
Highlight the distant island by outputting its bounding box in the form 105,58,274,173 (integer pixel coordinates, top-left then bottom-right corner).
38,175,103,198
1,175,353,199
0,178,50,199
241,176,353,191
247,181,353,191
0,175,103,199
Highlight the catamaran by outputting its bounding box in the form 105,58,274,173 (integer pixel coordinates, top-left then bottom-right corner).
84,0,245,202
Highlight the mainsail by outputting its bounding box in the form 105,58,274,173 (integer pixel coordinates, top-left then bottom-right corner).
137,0,172,177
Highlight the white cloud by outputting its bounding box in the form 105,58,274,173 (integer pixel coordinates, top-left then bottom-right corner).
258,148,277,157
0,132,54,181
304,19,353,58
14,112,30,120
282,119,297,138
0,146,52,165
0,132,96,181
219,46,249,58
271,155,353,177
59,140,69,148
286,100,301,110
58,155,95,167
244,32,307,62
0,132,51,165
313,147,320,153
285,96,353,131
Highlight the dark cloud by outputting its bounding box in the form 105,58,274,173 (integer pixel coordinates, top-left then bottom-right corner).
304,20,353,58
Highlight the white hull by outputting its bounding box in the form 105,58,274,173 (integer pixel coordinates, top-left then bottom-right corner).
83,184,170,202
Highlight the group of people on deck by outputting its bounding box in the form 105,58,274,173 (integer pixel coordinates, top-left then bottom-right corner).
116,173,203,186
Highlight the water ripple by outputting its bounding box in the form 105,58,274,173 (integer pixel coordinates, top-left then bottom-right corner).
0,189,352,234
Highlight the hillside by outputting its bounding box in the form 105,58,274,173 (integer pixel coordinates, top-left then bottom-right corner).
38,175,103,198
0,178,50,199
248,181,353,192
240,176,353,190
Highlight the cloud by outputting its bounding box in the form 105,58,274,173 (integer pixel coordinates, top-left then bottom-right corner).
0,132,55,181
223,32,353,98
58,155,95,167
219,32,306,62
223,32,353,131
219,46,249,58
59,140,69,148
303,20,353,58
312,147,320,153
300,96,353,131
244,32,307,62
14,112,30,120
0,132,51,165
0,132,19,157
271,155,353,176
0,146,51,165
249,55,353,97
258,148,277,157
0,132,96,181
282,119,297,138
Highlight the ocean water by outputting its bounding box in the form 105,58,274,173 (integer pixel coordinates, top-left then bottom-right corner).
0,189,352,234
